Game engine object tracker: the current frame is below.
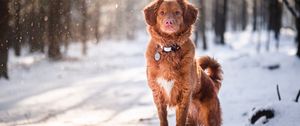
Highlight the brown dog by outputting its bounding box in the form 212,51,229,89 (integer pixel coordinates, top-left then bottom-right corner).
144,0,223,126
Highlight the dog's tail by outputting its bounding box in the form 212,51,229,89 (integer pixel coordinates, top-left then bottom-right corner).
197,56,223,92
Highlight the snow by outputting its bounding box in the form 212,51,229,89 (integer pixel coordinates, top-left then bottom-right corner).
247,101,300,126
1,29,300,126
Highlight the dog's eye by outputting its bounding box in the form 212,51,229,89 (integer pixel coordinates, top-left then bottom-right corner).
159,11,165,16
175,11,181,16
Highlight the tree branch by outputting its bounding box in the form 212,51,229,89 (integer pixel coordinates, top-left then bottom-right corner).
282,0,299,18
295,89,300,102
276,84,281,101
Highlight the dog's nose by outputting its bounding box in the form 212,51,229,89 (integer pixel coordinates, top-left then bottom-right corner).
165,19,174,25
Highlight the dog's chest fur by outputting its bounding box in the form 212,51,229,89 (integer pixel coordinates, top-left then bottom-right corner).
156,77,175,97
153,52,184,102
157,51,182,66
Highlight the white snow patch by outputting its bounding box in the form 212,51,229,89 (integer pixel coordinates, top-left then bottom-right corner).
247,101,300,126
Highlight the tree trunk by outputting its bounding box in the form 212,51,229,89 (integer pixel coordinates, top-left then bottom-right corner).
95,1,101,43
214,0,220,44
38,2,47,53
29,0,45,53
267,0,283,51
241,0,248,30
0,0,9,79
193,1,200,47
296,17,300,57
232,2,238,31
62,0,71,53
48,0,62,59
253,0,257,31
295,0,300,57
81,0,88,55
214,0,227,45
220,0,228,45
29,0,40,53
200,0,207,50
125,0,136,40
13,0,22,56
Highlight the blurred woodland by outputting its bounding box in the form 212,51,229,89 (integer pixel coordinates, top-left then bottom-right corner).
0,0,300,79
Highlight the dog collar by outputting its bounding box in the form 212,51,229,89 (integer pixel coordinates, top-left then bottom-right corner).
160,44,181,53
154,44,181,61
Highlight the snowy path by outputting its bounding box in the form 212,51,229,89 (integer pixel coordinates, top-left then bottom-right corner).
1,30,300,126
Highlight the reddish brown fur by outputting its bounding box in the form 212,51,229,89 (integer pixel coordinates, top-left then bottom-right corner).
144,0,223,126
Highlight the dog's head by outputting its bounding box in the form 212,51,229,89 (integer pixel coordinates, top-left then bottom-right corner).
144,0,198,34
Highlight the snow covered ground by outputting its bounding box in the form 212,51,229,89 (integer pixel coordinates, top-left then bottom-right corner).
0,28,300,126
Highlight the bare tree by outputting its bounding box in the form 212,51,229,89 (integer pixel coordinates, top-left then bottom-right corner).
13,0,22,56
29,0,35,52
253,0,257,31
194,0,207,50
241,0,248,30
80,0,88,55
214,0,227,45
266,0,283,51
62,0,72,53
94,1,101,43
0,0,10,79
48,0,62,59
283,0,300,58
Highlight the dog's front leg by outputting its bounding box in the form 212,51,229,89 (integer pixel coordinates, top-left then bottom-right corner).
175,89,191,126
147,67,168,126
152,90,168,126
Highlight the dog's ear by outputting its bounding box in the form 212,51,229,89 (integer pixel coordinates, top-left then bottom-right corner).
143,0,163,26
183,4,198,26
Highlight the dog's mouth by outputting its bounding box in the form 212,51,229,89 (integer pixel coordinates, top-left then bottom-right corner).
161,25,178,34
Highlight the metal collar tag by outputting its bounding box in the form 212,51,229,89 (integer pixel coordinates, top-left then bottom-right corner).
154,51,160,61
163,47,172,52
